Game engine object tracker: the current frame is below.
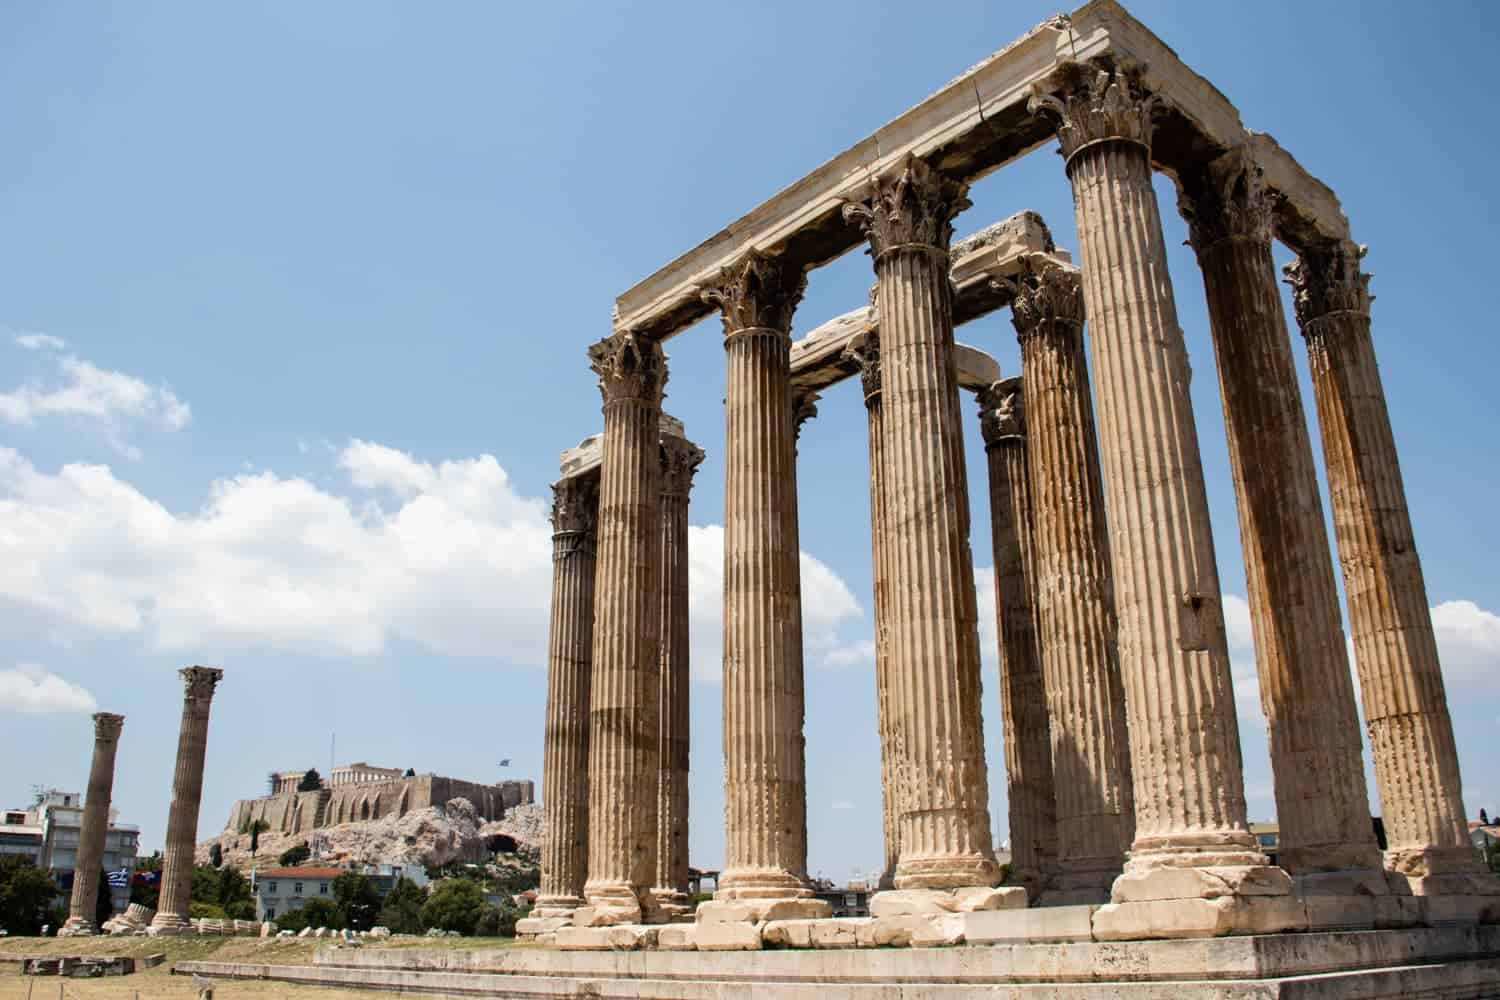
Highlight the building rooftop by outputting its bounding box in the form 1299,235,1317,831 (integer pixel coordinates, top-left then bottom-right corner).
257,866,344,879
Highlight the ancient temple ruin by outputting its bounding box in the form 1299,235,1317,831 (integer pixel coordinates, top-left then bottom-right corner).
532,0,1499,957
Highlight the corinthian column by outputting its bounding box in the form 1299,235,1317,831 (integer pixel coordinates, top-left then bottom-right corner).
1007,259,1133,904
60,713,125,936
1287,243,1496,899
537,471,599,916
582,331,667,924
653,431,704,915
1178,151,1385,898
151,666,223,935
1030,67,1290,929
845,154,998,891
975,377,1057,899
846,332,901,890
699,250,826,919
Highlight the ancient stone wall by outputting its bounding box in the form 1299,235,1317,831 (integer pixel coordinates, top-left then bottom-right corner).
223,777,533,836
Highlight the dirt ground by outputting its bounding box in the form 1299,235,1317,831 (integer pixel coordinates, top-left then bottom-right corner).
0,934,528,999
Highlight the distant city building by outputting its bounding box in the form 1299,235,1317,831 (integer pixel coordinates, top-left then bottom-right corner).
1248,822,1280,866
0,790,139,914
253,862,429,922
812,880,871,918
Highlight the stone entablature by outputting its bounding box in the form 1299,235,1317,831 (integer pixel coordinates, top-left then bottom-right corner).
225,775,534,837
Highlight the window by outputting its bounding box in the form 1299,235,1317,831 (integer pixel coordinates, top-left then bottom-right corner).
319,882,329,895
266,882,277,894
1256,834,1276,848
844,894,858,908
266,908,276,920
294,882,304,895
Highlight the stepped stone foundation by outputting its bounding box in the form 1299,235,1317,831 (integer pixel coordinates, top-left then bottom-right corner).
527,0,1498,990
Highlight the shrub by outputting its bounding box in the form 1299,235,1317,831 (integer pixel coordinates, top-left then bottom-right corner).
278,843,311,867
333,873,381,931
276,897,342,933
376,878,426,935
419,879,489,936
298,769,324,792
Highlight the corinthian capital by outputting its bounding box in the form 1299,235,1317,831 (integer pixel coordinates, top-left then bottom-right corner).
1284,241,1373,331
699,249,807,336
1004,256,1085,343
180,666,224,701
589,331,667,405
843,331,882,407
1176,145,1276,253
976,377,1026,446
792,391,820,440
550,473,599,536
660,435,705,498
1028,62,1159,167
842,154,971,259
93,712,125,742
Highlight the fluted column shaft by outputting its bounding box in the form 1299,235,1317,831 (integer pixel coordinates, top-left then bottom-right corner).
538,472,599,912
1286,244,1479,886
654,435,703,904
583,332,667,920
850,334,900,890
703,250,813,900
976,378,1057,897
1008,260,1134,902
1034,71,1265,881
846,155,998,890
152,666,223,933
62,713,125,935
1178,157,1383,883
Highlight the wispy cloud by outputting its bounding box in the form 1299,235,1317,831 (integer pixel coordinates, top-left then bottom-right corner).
1,333,190,458
0,664,98,714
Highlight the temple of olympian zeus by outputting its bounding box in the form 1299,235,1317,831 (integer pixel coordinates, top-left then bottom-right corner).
530,0,1500,953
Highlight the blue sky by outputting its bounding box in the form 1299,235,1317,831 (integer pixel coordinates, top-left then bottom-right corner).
1,1,1497,884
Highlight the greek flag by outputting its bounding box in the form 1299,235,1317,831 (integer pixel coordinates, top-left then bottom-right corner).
107,868,130,888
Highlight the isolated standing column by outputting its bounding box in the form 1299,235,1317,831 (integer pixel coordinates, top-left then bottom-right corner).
61,713,125,936
537,471,600,914
845,155,998,890
975,377,1057,899
151,666,223,934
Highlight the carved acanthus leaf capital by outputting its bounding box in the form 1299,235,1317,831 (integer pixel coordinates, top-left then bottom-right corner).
660,436,705,498
93,712,125,742
1284,241,1373,331
792,391,820,439
1177,145,1277,253
550,472,599,536
699,249,807,336
180,666,224,701
843,331,882,406
589,331,668,406
1004,256,1085,342
1028,62,1159,168
842,154,972,259
977,377,1026,445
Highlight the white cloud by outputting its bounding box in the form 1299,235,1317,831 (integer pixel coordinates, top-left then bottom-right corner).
1431,600,1500,693
0,335,190,457
685,524,866,682
0,664,97,714
0,444,865,672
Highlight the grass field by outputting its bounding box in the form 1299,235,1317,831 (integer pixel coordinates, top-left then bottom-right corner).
0,933,530,998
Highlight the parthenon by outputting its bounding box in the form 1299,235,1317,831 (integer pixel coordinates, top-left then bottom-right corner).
530,0,1498,962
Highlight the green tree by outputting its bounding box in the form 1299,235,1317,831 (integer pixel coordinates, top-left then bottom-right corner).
0,856,59,935
130,853,161,910
248,819,270,855
376,878,426,934
298,769,324,792
216,866,255,921
191,864,221,907
275,896,342,933
333,872,381,930
279,842,311,867
420,879,489,935
474,897,524,938
209,842,223,868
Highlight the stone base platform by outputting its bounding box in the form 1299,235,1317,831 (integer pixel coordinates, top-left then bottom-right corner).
173,926,1500,998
